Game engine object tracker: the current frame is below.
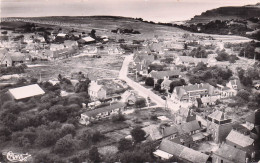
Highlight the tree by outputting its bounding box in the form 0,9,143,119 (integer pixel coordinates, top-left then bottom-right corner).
89,146,100,162
118,138,133,151
60,124,76,137
130,127,146,143
134,98,146,108
112,113,126,122
90,29,96,39
54,134,76,154
35,128,60,147
237,90,251,102
145,77,154,86
75,79,91,93
169,80,185,93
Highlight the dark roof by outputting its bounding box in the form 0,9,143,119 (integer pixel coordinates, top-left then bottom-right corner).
163,120,201,137
159,139,184,156
174,83,215,99
245,110,260,125
82,102,125,117
180,120,201,133
208,110,230,121
163,125,179,137
226,130,254,148
159,139,209,163
214,144,247,163
149,70,181,80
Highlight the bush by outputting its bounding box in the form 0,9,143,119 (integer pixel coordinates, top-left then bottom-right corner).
89,146,100,162
135,98,146,108
118,138,133,151
237,90,251,102
130,127,146,143
112,113,126,122
145,77,154,86
53,134,76,154
150,115,158,121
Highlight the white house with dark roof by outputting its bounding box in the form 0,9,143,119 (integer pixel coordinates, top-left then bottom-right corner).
1,52,30,67
8,84,45,100
171,83,216,102
154,139,210,163
80,102,125,125
88,81,106,100
216,79,242,98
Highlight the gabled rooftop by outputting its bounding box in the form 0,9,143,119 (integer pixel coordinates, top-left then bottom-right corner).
226,130,254,148
149,70,181,80
157,139,209,163
214,143,247,163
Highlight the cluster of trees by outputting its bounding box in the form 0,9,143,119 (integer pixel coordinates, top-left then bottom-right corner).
0,74,98,161
229,89,260,110
187,62,233,86
0,64,27,75
237,65,260,87
239,42,260,61
111,28,141,34
215,49,239,63
189,46,210,58
144,74,186,94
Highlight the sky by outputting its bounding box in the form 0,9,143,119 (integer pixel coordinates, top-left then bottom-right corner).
0,0,260,22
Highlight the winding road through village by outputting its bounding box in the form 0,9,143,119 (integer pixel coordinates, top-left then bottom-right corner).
118,54,183,113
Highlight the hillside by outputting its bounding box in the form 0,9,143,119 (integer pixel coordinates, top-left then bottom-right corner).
189,3,260,24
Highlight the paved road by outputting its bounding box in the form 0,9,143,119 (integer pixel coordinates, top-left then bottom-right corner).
118,54,181,112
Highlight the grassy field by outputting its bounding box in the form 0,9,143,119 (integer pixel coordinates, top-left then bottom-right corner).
25,52,124,81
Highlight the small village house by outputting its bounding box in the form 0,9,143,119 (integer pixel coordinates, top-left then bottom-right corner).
175,56,216,67
170,83,216,103
142,124,163,141
80,102,125,125
212,143,249,163
153,139,211,163
7,84,45,100
174,107,196,125
78,36,96,44
196,95,220,108
225,129,255,151
148,70,181,86
88,81,107,100
161,120,202,141
120,90,137,105
1,52,31,67
216,79,242,98
161,78,172,92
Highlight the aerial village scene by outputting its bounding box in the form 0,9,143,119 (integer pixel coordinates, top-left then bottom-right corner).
0,0,260,162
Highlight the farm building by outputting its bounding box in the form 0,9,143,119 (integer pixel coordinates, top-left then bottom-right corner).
8,84,45,100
